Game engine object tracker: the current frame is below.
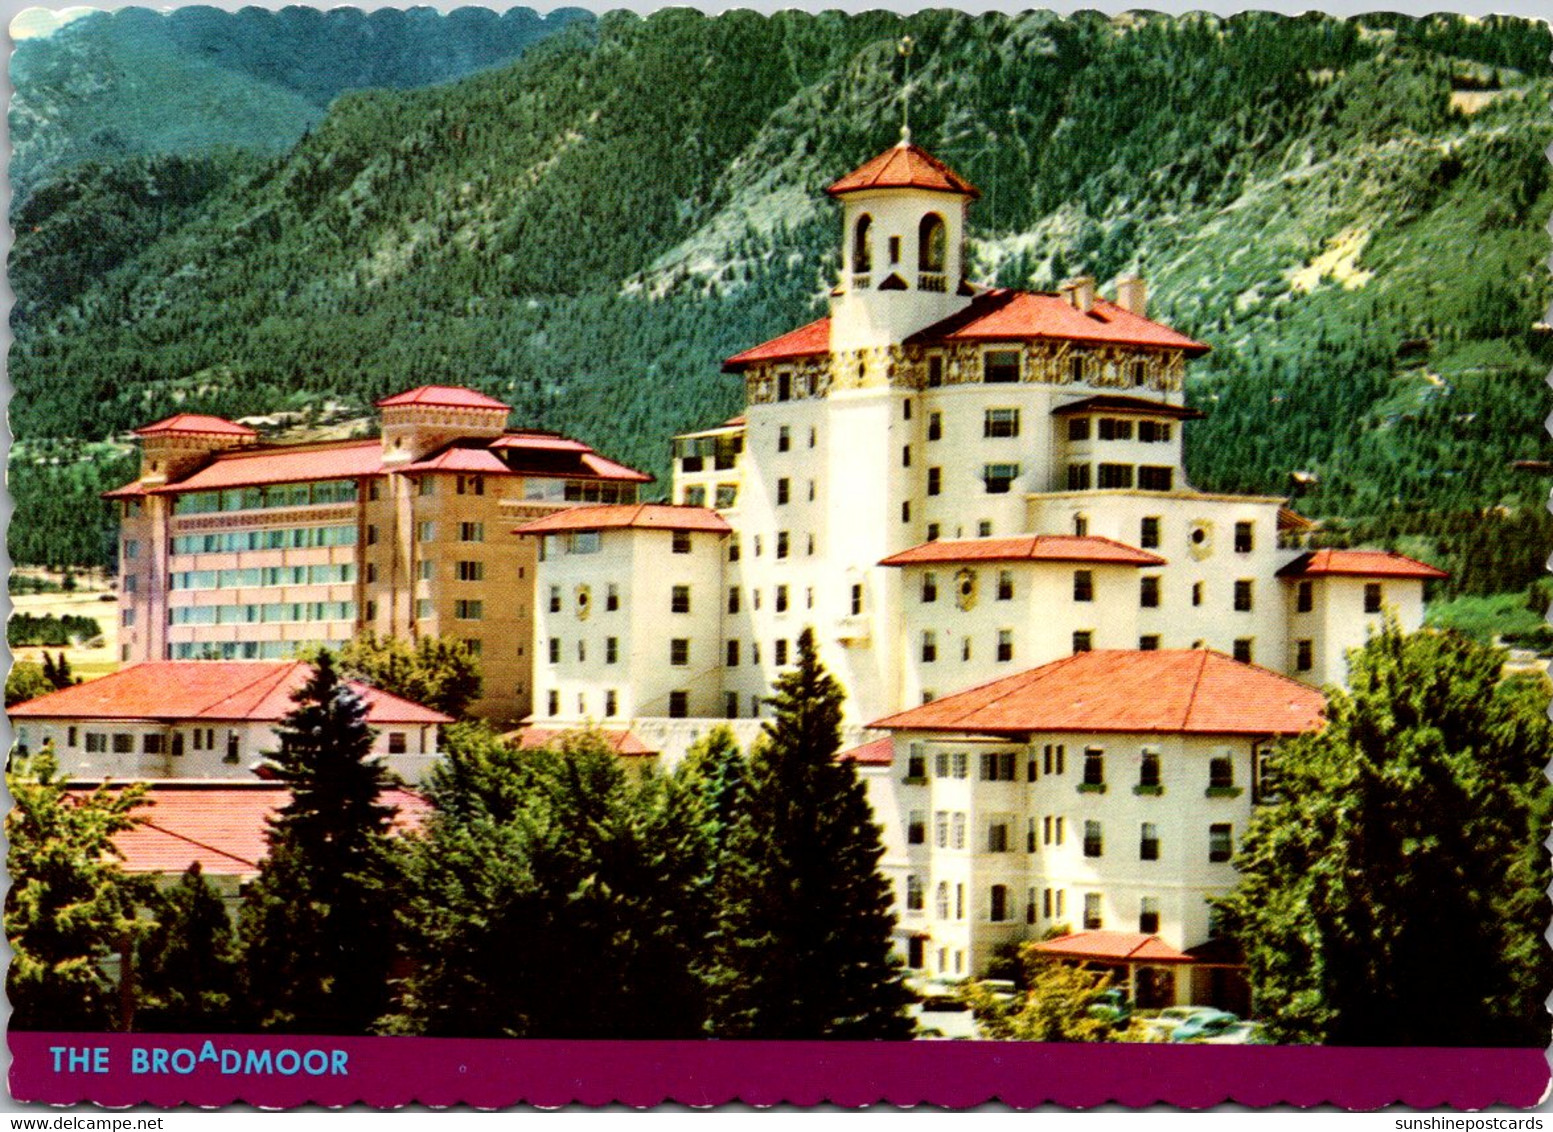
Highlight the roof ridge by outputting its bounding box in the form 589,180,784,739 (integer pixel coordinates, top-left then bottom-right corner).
136,818,262,871
194,661,305,720
1177,649,1211,731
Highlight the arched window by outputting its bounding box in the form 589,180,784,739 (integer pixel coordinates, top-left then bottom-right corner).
935,881,951,920
919,213,947,272
852,214,873,274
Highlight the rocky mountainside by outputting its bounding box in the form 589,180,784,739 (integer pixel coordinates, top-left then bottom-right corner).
9,10,1551,599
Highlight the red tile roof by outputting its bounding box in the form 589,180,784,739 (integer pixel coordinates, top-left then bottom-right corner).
826,142,980,199
507,727,658,757
576,453,654,483
880,535,1165,568
513,503,731,537
141,439,385,494
1051,394,1206,421
1277,549,1449,581
1033,931,1195,965
11,662,452,725
723,317,832,371
375,385,510,411
133,414,257,439
491,433,593,454
400,448,514,475
907,289,1210,356
872,649,1324,737
75,782,431,877
838,736,894,766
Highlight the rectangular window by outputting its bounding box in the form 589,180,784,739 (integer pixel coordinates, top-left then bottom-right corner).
459,522,484,543
775,639,789,666
112,733,135,754
606,690,618,718
907,875,925,911
547,690,560,716
1141,516,1161,548
1297,580,1314,613
983,464,1020,494
1097,418,1133,441
935,811,949,848
1192,581,1204,607
1083,821,1103,858
606,637,618,664
776,531,789,559
1209,823,1234,863
983,408,1020,438
927,467,941,496
1067,464,1092,491
1140,822,1160,861
418,559,435,582
415,598,433,620
1139,750,1161,788
777,426,791,453
671,585,691,614
921,573,938,603
997,571,1014,601
1233,638,1253,664
988,823,1010,854
1082,748,1105,787
921,631,937,663
672,530,692,554
997,630,1013,663
670,639,689,666
1073,570,1094,602
1084,893,1102,931
1364,582,1383,614
777,478,790,505
727,640,739,667
980,752,1016,782
990,885,1010,922
908,811,926,845
1234,580,1254,612
1072,630,1093,653
1141,575,1160,608
1138,466,1174,491
850,584,863,616
1098,463,1134,489
1209,756,1235,790
951,813,966,850
901,501,911,523
1234,521,1254,554
775,585,789,613
1067,417,1091,442
1139,898,1160,935
1296,639,1314,672
548,638,560,664
983,350,1020,384
724,691,738,719
577,640,587,662
549,586,562,614
927,412,942,441
456,560,484,582
417,521,436,542
952,753,968,779
926,356,945,387
902,445,911,468
454,600,483,620
668,691,689,719
728,538,741,563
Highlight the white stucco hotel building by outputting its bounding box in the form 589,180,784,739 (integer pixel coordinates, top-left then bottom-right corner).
516,137,1447,992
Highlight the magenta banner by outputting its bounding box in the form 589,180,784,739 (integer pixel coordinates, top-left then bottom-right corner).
9,1033,1550,1109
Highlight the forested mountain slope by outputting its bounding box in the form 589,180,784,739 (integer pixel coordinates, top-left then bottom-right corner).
10,11,1551,599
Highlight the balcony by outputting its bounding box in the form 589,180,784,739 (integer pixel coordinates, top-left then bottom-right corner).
835,613,870,644
851,274,871,292
918,272,947,293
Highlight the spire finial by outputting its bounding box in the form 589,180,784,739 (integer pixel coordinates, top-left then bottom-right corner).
897,35,915,148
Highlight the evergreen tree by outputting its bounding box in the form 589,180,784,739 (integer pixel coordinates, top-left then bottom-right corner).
236,652,400,1034
5,753,150,1030
1216,620,1553,1045
7,660,53,707
675,724,747,864
708,628,912,1039
388,726,713,1037
134,863,241,1032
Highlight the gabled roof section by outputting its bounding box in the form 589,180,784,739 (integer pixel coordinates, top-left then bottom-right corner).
1277,548,1448,580
1033,931,1195,965
76,782,431,877
871,649,1324,737
1051,394,1207,421
11,662,452,725
375,385,510,411
134,414,257,439
838,736,894,766
400,448,514,475
880,535,1165,569
826,141,980,199
133,439,385,495
723,317,831,372
907,289,1210,357
513,504,731,537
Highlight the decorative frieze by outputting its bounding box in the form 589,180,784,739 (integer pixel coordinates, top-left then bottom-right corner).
173,506,356,533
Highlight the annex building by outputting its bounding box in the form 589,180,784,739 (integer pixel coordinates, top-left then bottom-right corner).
515,136,1449,986
106,386,650,721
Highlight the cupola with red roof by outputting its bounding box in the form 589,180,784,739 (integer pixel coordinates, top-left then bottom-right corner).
377,384,512,465
131,413,259,488
828,132,979,352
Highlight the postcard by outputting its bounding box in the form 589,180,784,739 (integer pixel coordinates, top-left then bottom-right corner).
5,1,1551,1110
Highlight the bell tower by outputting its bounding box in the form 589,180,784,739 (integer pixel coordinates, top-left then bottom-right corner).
826,132,978,353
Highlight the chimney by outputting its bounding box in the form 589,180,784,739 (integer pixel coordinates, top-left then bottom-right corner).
1062,275,1096,313
1116,274,1147,318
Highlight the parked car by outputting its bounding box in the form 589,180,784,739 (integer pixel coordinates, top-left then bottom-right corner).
1170,1009,1243,1042
1087,988,1133,1025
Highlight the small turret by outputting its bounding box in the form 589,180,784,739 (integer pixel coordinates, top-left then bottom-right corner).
376,385,511,465
132,414,257,487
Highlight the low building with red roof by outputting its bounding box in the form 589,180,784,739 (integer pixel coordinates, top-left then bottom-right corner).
862,648,1323,1001
107,383,650,723
12,661,452,783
